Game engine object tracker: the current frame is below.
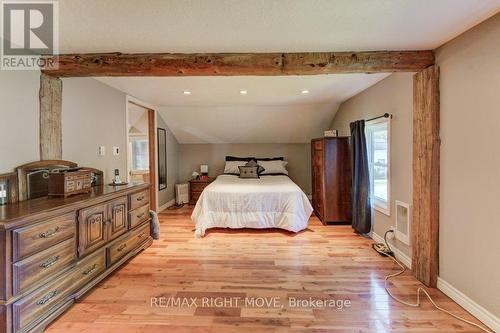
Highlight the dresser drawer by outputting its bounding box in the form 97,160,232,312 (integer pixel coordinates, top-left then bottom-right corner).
129,189,149,211
13,212,77,261
191,191,202,201
107,223,150,266
190,182,209,192
129,204,150,229
12,248,105,332
68,248,106,293
12,266,75,332
12,238,76,295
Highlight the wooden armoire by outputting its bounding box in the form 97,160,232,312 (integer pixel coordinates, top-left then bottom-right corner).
311,137,352,224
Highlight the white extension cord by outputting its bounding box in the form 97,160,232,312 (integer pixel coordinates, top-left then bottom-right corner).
380,231,493,333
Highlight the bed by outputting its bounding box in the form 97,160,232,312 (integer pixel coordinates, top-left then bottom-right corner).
191,174,313,237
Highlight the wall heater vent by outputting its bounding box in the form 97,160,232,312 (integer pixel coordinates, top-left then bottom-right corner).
175,183,189,205
395,200,411,245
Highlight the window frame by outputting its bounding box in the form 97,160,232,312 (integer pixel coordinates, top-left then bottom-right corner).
365,117,391,216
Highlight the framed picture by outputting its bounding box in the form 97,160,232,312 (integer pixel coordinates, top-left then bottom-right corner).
157,128,167,190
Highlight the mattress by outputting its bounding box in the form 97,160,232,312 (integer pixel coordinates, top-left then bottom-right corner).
191,174,313,236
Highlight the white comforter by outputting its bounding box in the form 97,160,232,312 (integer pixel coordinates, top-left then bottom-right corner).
191,175,313,236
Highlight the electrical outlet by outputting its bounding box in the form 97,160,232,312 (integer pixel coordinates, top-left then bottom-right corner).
112,146,120,156
98,146,106,156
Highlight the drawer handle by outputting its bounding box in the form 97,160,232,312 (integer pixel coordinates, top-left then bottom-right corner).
136,212,146,219
136,196,144,201
137,232,145,239
40,255,60,268
37,289,58,305
82,264,97,276
39,227,60,238
117,244,127,252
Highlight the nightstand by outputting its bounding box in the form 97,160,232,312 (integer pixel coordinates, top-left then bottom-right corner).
189,177,214,205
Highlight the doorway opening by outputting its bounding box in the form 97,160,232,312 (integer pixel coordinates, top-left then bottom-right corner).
126,100,157,210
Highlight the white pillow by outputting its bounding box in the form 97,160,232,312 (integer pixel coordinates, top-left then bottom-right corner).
257,160,288,175
223,161,247,174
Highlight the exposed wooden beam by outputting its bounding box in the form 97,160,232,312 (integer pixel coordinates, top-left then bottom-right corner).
412,65,440,287
41,51,434,77
39,73,62,160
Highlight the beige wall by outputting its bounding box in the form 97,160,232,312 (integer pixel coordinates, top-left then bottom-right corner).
157,114,180,206
178,143,311,194
62,78,128,183
436,14,500,318
330,13,500,322
330,73,413,257
0,70,40,173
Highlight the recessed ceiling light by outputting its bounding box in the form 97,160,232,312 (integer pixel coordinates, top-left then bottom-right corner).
183,90,191,95
240,90,248,95
301,90,310,94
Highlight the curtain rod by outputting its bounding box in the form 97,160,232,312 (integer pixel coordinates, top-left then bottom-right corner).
366,113,392,122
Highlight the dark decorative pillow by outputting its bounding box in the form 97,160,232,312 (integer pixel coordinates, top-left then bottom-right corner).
238,166,259,178
244,159,265,174
225,156,255,162
255,157,284,161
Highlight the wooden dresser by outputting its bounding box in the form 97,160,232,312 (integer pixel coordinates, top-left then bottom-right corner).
311,137,352,224
0,183,152,333
189,178,214,205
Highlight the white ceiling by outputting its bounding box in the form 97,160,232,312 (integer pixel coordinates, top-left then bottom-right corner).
98,74,390,143
98,74,389,107
58,0,499,53
127,103,149,135
157,104,337,144
76,0,498,144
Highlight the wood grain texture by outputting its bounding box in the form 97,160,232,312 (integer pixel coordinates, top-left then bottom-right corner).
41,51,434,77
0,173,18,204
45,206,487,333
39,74,62,160
311,137,352,224
412,65,440,288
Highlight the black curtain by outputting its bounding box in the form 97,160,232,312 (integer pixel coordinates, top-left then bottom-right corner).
350,120,371,234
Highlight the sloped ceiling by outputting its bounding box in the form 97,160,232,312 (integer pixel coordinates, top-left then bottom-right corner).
57,0,499,53
98,74,390,143
127,104,149,135
77,0,498,144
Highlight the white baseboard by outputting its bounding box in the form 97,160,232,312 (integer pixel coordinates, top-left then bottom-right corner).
158,199,175,212
437,278,499,332
370,234,497,332
371,232,412,269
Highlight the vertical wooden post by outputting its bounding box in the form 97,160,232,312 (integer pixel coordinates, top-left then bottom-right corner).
412,65,440,287
39,73,62,160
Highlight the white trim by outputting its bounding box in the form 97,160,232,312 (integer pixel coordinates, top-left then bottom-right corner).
373,201,390,216
371,232,412,269
366,117,391,217
437,278,499,332
158,199,175,212
125,95,159,211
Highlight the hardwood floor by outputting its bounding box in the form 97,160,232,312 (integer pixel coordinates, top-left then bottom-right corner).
46,206,486,332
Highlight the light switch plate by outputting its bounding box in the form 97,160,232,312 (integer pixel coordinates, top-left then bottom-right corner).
98,146,105,156
113,146,120,156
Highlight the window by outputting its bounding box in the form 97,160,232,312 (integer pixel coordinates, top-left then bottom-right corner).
131,139,149,171
365,118,390,215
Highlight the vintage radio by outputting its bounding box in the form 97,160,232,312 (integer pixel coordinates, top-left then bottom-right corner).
48,168,93,197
